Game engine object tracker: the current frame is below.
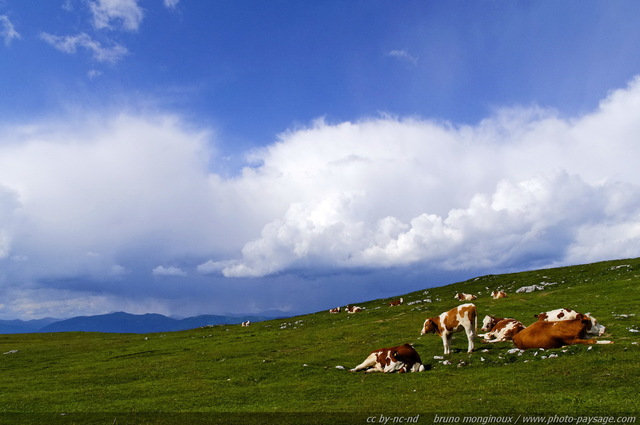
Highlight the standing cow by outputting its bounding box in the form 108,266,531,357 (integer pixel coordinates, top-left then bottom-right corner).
421,303,477,354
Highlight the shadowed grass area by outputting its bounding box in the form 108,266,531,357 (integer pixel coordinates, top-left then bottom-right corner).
0,258,639,424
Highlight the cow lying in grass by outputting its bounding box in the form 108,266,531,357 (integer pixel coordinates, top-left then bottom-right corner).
388,298,404,307
350,344,425,373
454,292,477,301
491,290,507,299
479,315,525,343
535,308,606,336
513,314,613,350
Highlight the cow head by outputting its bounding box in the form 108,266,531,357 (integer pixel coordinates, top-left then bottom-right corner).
421,318,437,335
481,315,500,332
585,313,606,336
576,314,594,335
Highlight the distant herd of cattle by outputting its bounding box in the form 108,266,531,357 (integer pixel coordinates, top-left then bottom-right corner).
341,291,613,373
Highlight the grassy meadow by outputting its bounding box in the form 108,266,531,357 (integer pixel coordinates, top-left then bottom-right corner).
1,258,639,424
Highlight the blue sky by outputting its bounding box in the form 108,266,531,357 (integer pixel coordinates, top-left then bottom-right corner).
2,1,640,320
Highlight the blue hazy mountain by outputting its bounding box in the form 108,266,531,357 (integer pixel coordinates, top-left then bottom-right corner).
0,311,289,334
0,317,60,334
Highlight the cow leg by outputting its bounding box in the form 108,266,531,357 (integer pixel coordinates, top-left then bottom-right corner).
383,360,405,373
442,332,451,355
573,338,597,345
350,353,379,372
412,363,426,373
571,338,614,346
466,327,476,353
481,331,496,343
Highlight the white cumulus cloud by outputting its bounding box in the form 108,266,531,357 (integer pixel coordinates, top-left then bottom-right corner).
0,113,244,284
164,0,181,9
209,76,640,277
41,32,128,63
0,15,20,46
152,266,187,277
89,0,144,32
3,77,640,319
388,49,418,65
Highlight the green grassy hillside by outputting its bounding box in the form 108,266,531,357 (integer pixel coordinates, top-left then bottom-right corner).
1,258,639,424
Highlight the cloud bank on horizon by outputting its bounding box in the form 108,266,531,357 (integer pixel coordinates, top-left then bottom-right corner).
2,77,640,319
199,77,640,277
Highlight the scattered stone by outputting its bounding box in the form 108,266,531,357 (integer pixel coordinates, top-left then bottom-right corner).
516,285,545,293
610,265,631,270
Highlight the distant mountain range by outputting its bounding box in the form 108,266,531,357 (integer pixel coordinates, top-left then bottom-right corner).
0,311,290,334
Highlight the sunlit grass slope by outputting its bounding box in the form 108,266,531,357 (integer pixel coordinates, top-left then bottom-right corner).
1,258,639,422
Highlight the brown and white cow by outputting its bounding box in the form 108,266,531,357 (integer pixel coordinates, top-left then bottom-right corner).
491,290,507,299
534,308,606,336
513,315,613,350
479,315,524,343
454,292,477,301
346,305,362,314
241,320,251,327
350,343,426,373
389,298,404,307
329,307,341,314
420,303,477,354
